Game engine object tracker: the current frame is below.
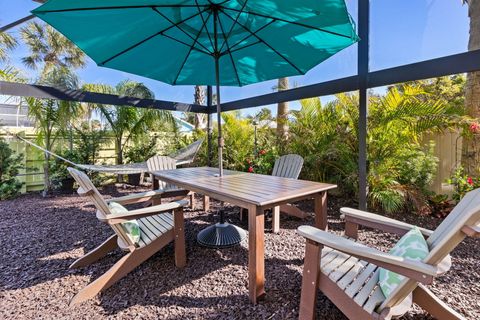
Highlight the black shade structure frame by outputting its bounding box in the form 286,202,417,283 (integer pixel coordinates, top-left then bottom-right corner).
2,0,480,208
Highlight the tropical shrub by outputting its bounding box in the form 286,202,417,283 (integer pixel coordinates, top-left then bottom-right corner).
0,138,24,200
196,112,278,173
124,135,159,163
289,85,465,214
448,166,479,202
244,148,279,175
26,67,81,196
49,149,82,190
85,80,172,166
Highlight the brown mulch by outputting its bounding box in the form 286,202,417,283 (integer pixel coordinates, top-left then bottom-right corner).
0,186,478,320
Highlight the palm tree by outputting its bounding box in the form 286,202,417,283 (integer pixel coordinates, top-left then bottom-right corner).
462,0,480,175
26,67,81,196
20,21,85,73
194,85,206,130
91,80,173,166
276,77,289,146
0,31,17,63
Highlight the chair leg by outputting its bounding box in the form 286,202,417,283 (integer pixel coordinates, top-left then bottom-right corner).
151,194,162,206
189,192,195,210
279,204,309,219
299,240,322,320
173,207,186,268
70,250,144,305
413,284,466,320
70,235,118,269
272,206,280,233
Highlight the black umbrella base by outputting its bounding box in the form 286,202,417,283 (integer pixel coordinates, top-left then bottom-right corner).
197,222,246,248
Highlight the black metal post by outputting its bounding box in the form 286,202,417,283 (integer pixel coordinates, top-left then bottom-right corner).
206,85,213,167
358,0,369,210
213,6,223,177
0,15,35,32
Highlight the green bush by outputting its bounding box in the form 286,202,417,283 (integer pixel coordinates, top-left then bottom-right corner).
124,134,159,163
49,149,82,190
288,86,462,214
194,112,278,173
0,138,24,200
448,166,479,202
73,123,106,164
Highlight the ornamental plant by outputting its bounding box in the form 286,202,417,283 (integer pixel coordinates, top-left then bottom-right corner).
289,85,464,214
0,138,24,200
448,166,479,202
244,147,278,175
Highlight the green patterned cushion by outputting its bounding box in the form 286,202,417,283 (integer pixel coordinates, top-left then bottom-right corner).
108,202,141,245
378,227,429,297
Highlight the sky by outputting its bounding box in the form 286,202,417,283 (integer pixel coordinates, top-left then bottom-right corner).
0,0,471,117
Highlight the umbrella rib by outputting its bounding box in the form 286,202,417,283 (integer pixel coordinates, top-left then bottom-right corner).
34,5,209,14
173,11,213,85
217,13,242,86
220,9,304,75
226,40,261,55
99,9,208,66
221,6,354,40
218,0,249,54
152,7,213,55
220,20,275,55
162,34,211,55
194,0,214,51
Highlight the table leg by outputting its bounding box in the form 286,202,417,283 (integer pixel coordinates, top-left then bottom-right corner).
272,206,280,233
248,204,265,304
314,191,328,230
202,195,210,211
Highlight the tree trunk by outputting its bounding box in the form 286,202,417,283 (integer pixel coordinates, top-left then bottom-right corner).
115,137,123,183
276,77,289,146
42,137,52,197
462,0,480,175
194,85,206,130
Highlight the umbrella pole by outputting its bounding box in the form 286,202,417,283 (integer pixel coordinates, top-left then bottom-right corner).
215,56,223,177
213,8,223,177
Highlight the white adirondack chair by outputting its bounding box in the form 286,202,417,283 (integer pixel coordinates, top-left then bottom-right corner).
297,188,480,320
147,155,195,209
68,168,187,305
272,154,305,233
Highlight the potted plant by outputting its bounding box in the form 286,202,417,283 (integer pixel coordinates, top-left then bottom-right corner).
50,149,81,193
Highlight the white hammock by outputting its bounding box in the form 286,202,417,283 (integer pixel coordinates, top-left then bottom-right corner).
3,128,203,174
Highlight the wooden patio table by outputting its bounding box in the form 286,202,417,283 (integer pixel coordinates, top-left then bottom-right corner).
152,166,337,304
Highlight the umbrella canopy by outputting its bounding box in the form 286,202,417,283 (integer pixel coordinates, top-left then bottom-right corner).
33,0,359,175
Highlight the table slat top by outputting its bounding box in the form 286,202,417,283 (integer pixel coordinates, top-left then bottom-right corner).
153,167,336,206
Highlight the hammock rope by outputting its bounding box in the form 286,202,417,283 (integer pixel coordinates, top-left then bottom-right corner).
1,128,203,174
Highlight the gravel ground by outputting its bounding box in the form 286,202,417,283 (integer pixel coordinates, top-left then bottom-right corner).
0,186,478,320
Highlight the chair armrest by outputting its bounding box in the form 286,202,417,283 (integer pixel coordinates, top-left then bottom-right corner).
297,225,439,284
105,189,165,205
340,207,434,238
106,200,187,224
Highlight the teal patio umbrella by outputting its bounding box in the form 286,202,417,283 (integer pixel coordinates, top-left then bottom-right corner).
33,0,358,247
32,0,359,177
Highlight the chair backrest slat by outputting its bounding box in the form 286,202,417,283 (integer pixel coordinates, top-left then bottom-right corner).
67,167,135,247
379,188,480,311
272,154,304,179
146,156,177,190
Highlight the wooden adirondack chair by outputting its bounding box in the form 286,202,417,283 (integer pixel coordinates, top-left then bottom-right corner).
67,168,187,305
272,154,305,233
147,155,195,209
297,188,480,320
